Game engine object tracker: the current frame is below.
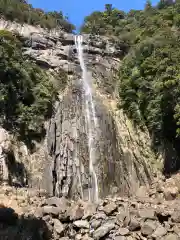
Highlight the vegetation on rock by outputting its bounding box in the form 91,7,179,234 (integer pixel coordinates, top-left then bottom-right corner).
0,0,75,32
0,30,59,146
82,1,180,173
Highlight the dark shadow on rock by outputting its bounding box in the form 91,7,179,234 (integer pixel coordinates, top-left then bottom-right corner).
5,151,28,187
0,206,52,240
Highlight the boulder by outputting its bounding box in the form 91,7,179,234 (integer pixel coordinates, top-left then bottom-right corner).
91,219,102,229
42,206,60,216
118,227,129,236
93,222,115,240
164,187,179,200
66,204,84,221
46,196,69,211
141,219,157,236
73,220,89,229
138,208,155,219
53,218,64,235
129,217,140,231
164,234,179,240
102,202,117,215
152,225,167,238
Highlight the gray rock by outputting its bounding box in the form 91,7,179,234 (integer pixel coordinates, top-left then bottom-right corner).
46,196,69,211
73,220,90,229
34,207,44,219
138,208,155,219
62,33,74,44
93,222,115,240
152,225,167,238
164,187,179,200
93,212,107,220
172,211,180,223
91,219,102,229
129,217,140,231
43,206,60,216
82,202,97,219
67,204,84,221
141,220,157,236
163,234,179,240
114,237,125,240
116,212,127,226
53,218,64,235
103,202,118,215
118,227,129,236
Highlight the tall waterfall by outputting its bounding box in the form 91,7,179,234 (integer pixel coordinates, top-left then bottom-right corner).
75,35,99,203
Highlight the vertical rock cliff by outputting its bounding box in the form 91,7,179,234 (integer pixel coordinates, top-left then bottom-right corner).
0,19,160,200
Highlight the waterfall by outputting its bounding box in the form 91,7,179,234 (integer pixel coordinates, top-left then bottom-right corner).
75,35,99,203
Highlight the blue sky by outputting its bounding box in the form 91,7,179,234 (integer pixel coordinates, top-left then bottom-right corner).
29,0,159,30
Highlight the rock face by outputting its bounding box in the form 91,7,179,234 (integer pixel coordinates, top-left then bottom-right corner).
0,18,160,200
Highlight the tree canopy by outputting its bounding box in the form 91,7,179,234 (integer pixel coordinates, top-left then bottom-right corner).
0,0,75,32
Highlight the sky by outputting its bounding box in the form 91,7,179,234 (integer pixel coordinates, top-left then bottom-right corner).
29,0,159,30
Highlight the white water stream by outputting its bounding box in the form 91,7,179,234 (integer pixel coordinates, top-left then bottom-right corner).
75,35,99,203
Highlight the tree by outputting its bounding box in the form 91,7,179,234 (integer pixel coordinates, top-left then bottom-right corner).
105,4,113,14
145,0,153,11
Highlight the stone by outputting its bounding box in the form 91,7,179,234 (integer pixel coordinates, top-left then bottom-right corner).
42,206,60,216
73,220,90,229
138,208,155,219
129,217,140,231
93,222,115,240
82,202,97,219
91,219,101,229
118,227,129,236
93,212,107,220
102,202,118,215
164,187,179,200
116,212,127,226
34,207,44,218
81,234,94,240
141,220,157,236
163,234,179,240
172,211,180,223
114,237,125,240
53,218,64,235
46,196,69,211
75,234,82,240
67,204,84,221
152,225,167,238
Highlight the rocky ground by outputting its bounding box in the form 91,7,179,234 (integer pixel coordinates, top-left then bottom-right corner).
1,174,180,240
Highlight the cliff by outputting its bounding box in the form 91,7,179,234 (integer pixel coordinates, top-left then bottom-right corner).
0,19,161,200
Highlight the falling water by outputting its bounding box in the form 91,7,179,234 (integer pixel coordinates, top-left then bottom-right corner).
75,35,99,203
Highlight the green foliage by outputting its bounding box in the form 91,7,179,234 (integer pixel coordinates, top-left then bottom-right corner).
0,0,75,32
81,5,125,36
118,1,180,148
0,30,58,146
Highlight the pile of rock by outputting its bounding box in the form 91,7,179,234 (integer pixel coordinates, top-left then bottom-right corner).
28,195,180,240
1,184,180,239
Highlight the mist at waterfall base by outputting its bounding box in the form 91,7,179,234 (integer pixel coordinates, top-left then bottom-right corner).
75,35,99,203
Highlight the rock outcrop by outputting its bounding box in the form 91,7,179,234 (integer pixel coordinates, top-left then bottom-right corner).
0,18,162,200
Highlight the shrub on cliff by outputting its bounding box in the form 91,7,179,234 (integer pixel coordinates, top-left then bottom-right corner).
0,0,75,32
0,30,58,146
